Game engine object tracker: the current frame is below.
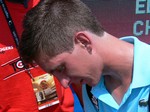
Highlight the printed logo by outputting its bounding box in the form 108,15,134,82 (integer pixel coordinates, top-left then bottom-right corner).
16,60,24,69
1,57,38,80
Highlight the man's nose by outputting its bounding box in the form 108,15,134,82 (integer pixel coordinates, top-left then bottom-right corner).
59,78,71,88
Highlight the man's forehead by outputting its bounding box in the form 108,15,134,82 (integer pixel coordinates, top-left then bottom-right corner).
37,52,70,70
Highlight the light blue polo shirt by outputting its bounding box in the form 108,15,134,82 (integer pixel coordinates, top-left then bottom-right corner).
82,36,150,112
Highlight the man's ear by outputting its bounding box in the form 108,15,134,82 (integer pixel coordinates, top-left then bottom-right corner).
75,32,91,46
74,31,92,54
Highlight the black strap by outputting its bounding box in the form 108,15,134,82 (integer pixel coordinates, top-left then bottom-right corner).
0,0,19,47
0,0,34,80
86,85,99,111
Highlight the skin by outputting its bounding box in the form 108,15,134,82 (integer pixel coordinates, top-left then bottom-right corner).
36,31,134,105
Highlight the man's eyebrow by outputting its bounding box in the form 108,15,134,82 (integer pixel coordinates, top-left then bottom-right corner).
48,63,65,73
48,64,61,73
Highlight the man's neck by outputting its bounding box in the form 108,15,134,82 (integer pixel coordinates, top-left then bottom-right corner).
104,72,132,105
102,35,134,104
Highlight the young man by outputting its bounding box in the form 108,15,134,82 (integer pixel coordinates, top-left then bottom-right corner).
0,0,82,111
19,0,150,112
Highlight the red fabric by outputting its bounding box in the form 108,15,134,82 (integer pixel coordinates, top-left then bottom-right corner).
0,0,74,112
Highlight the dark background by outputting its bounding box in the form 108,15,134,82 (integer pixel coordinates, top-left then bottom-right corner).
82,0,150,43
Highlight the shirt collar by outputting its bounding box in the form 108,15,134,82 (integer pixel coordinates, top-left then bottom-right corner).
121,36,150,88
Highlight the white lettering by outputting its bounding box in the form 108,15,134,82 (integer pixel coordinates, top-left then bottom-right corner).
136,0,150,14
133,20,150,36
0,46,13,52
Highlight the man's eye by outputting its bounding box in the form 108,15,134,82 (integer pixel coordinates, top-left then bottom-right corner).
56,65,65,72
